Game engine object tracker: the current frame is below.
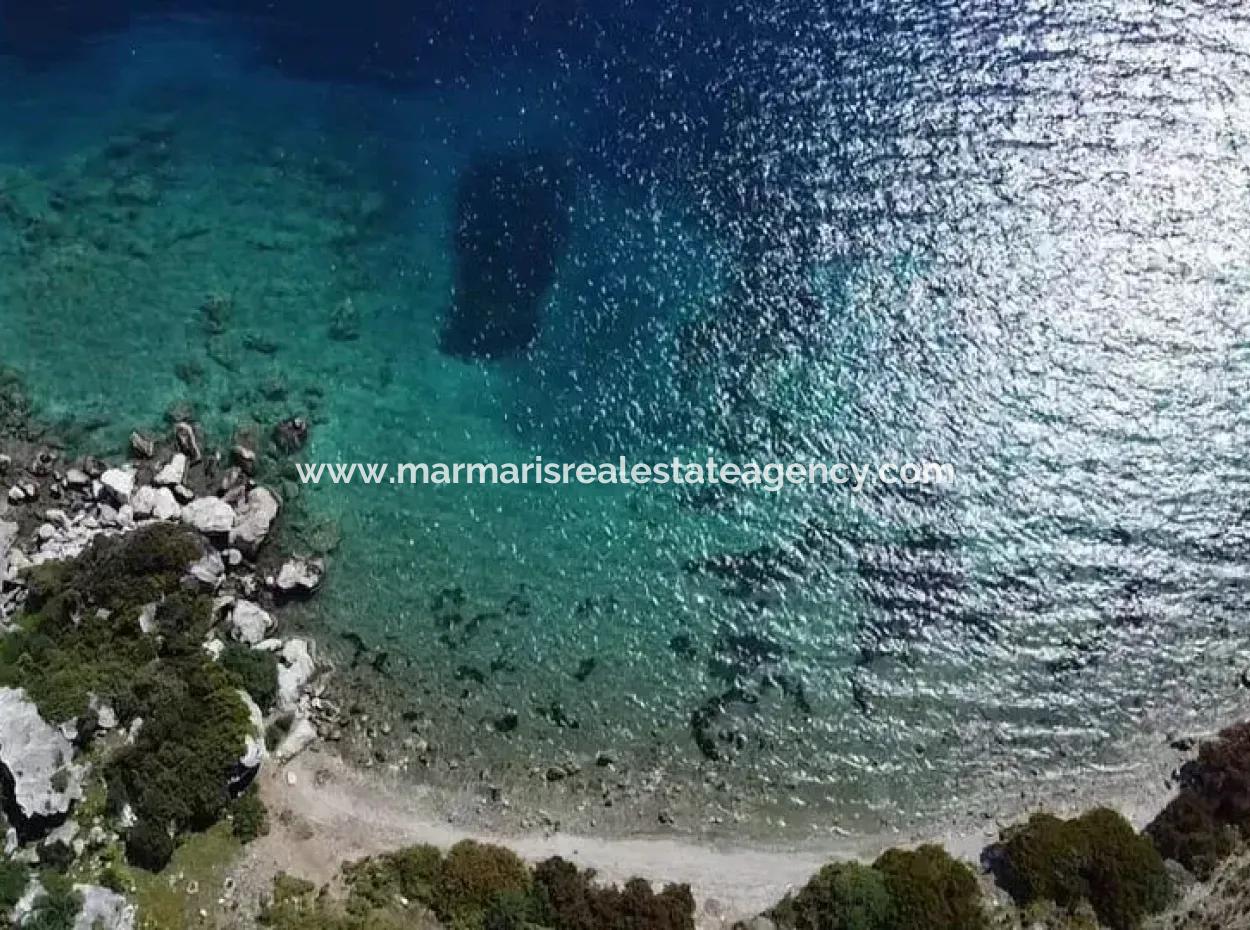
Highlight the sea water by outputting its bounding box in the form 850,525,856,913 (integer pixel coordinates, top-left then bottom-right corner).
2,0,1250,831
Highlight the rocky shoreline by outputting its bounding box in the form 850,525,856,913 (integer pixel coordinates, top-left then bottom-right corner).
0,418,337,929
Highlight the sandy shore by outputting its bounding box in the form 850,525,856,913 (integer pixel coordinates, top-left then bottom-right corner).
237,746,1185,929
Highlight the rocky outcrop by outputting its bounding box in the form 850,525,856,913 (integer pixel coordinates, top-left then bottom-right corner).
277,638,317,712
273,556,324,596
181,497,235,535
229,690,267,793
228,599,274,645
72,884,136,930
0,519,16,584
229,487,279,556
0,687,84,838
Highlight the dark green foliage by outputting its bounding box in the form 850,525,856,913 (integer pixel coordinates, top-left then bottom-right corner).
767,861,895,930
433,840,531,926
1145,791,1235,880
874,845,985,930
231,787,271,843
995,809,1171,930
108,658,249,853
125,820,176,872
222,643,280,710
22,872,81,930
0,524,255,870
0,524,205,721
35,840,75,872
530,856,695,930
0,858,30,923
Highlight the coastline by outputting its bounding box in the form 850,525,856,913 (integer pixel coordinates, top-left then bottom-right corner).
236,742,1188,928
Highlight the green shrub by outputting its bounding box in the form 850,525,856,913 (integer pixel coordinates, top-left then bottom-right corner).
530,856,695,930
126,820,176,872
231,787,271,843
1145,790,1235,880
768,861,895,930
222,643,280,710
873,845,984,930
434,840,531,927
995,809,1170,930
108,657,249,852
0,858,30,923
23,872,82,930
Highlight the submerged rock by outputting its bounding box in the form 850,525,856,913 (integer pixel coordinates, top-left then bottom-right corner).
440,151,574,358
0,687,84,836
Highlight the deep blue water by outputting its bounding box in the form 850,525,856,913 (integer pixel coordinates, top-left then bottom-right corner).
3,0,1250,831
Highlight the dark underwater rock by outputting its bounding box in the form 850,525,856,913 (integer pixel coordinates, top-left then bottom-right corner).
440,152,574,359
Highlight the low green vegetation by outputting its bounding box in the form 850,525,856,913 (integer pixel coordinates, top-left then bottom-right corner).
0,525,259,872
993,809,1171,930
260,840,696,930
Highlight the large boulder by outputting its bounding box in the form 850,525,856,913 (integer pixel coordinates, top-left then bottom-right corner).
0,687,84,837
0,519,16,582
277,638,317,712
229,487,280,556
228,690,266,793
228,600,274,645
72,884,136,930
180,497,235,535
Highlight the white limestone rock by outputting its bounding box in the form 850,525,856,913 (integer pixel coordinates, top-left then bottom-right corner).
229,691,267,792
0,687,84,826
229,600,274,645
72,884,136,930
277,638,317,711
0,519,17,585
273,557,324,595
180,497,235,535
229,487,280,556
186,551,225,589
98,468,135,505
273,714,318,763
153,453,188,487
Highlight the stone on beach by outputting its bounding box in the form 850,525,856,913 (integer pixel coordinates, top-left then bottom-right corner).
277,638,316,711
181,496,235,534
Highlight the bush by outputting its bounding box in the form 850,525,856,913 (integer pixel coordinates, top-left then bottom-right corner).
995,809,1170,930
232,787,271,843
434,840,531,926
768,861,895,930
874,845,984,930
126,820,176,872
530,856,695,930
1145,790,1235,880
0,859,30,923
222,643,280,710
23,872,82,930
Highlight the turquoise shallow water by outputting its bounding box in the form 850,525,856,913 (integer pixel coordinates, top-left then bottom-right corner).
3,3,1250,827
